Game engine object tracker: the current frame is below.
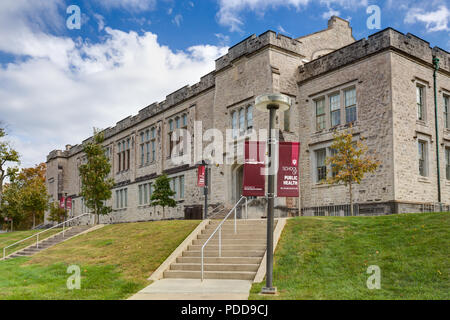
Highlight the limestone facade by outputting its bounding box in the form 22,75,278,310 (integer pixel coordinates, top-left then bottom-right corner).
45,17,450,223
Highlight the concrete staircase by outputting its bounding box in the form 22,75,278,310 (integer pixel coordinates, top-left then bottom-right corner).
163,219,275,280
4,226,92,260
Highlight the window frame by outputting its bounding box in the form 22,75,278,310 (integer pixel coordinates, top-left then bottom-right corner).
418,140,428,177
329,93,341,127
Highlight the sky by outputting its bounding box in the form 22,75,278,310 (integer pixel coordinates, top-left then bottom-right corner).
0,0,449,169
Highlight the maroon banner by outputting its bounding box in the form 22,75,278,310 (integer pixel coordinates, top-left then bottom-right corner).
59,197,65,209
197,165,206,187
243,141,266,197
277,142,300,197
66,197,72,210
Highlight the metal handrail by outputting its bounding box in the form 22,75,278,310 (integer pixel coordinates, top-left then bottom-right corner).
201,196,248,281
207,203,225,219
2,213,90,260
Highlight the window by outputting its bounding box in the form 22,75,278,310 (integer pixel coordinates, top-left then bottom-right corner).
247,106,253,132
345,88,357,123
239,108,245,136
170,175,185,200
329,148,338,178
330,94,340,127
140,133,145,165
444,95,449,129
417,85,425,121
446,147,450,180
315,98,326,131
418,140,428,177
117,143,122,173
139,182,153,206
232,111,237,138
182,114,188,127
116,188,128,209
315,149,327,182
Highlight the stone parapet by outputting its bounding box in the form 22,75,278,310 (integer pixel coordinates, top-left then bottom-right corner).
298,28,450,83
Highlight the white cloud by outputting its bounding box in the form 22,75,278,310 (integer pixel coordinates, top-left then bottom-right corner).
215,33,231,46
405,5,450,32
0,1,227,168
216,0,368,32
172,14,183,27
322,8,341,20
95,0,157,12
94,14,105,31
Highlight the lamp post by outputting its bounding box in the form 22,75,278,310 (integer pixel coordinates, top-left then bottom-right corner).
255,93,291,295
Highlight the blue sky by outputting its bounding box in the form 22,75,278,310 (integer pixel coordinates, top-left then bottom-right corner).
0,0,449,168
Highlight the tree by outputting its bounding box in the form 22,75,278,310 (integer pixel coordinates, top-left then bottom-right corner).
150,174,176,219
48,202,66,224
0,126,20,204
326,129,380,216
18,163,49,228
0,164,49,229
78,130,114,224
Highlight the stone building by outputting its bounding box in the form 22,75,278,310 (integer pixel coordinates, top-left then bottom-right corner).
45,17,450,224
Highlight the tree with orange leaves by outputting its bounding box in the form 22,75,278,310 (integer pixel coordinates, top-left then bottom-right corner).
326,129,380,216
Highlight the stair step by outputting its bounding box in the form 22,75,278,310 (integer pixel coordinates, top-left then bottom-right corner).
163,270,256,280
176,256,262,264
197,234,266,240
170,263,259,272
188,244,266,251
191,239,266,245
182,250,265,257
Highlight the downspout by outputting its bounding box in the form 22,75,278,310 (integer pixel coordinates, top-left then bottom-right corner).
433,56,442,205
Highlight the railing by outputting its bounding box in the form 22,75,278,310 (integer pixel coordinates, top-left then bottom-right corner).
2,213,90,260
207,203,226,219
420,203,450,213
201,196,248,281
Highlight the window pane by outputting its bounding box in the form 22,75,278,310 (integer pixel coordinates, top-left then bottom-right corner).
417,86,424,120
144,184,148,204
232,111,237,137
247,106,253,130
331,110,340,127
345,88,356,107
124,189,128,207
418,141,426,176
176,117,180,129
330,94,340,111
446,148,450,180
315,99,325,115
146,142,150,163
316,149,327,182
139,185,143,205
180,176,184,198
169,120,173,131
183,114,187,127
346,106,356,123
239,108,245,135
116,191,119,208
174,178,179,199
444,96,449,129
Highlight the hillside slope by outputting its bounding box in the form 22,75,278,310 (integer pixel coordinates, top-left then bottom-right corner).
0,220,199,300
250,212,449,300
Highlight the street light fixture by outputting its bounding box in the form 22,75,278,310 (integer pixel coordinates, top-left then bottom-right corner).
255,93,291,295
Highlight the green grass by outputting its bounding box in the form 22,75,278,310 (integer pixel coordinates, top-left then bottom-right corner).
0,220,200,300
0,229,62,257
250,212,449,300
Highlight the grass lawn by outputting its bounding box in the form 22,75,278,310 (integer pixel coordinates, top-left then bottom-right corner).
0,229,62,258
0,220,199,300
250,212,449,300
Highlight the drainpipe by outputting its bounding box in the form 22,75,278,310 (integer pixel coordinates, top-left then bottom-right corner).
433,56,442,207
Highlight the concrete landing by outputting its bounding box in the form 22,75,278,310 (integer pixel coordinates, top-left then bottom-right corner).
128,279,252,300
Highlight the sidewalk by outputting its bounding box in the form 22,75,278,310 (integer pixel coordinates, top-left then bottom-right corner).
128,279,252,300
